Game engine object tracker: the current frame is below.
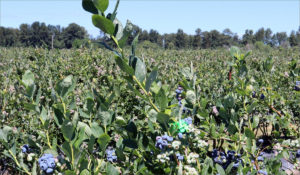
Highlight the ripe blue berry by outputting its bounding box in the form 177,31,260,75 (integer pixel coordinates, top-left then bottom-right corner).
178,133,183,139
257,156,264,161
21,144,30,153
46,168,54,174
258,170,268,175
252,91,256,98
296,149,300,158
260,93,265,100
258,139,264,144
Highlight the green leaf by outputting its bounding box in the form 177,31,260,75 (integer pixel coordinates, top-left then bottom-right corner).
82,0,98,14
64,170,76,175
22,70,35,87
97,110,113,127
230,46,240,58
115,147,126,161
106,163,120,175
155,88,168,111
252,115,259,128
92,14,115,35
113,18,123,40
118,20,133,48
125,121,137,138
134,57,146,83
55,75,76,98
43,149,58,158
131,34,139,56
245,127,255,139
80,169,91,175
224,95,235,109
97,133,111,151
91,122,104,138
225,162,234,174
123,139,138,149
93,0,109,13
247,102,257,113
145,68,158,92
40,107,48,125
62,120,75,141
186,90,196,105
115,56,134,75
216,164,226,175
157,112,170,125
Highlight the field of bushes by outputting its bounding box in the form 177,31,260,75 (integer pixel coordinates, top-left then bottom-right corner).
0,45,300,174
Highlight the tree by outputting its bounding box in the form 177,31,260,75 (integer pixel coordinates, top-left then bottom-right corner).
254,28,265,42
175,29,187,49
275,32,288,46
149,29,160,44
62,23,87,48
289,31,298,47
242,29,255,45
192,28,202,49
264,28,272,45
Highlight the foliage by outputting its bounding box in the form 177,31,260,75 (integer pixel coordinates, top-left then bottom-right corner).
0,0,300,174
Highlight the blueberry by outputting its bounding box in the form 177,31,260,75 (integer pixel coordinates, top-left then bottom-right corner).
296,149,300,157
46,168,54,174
162,134,168,140
162,140,168,146
39,162,48,171
22,147,27,153
184,117,192,125
47,158,56,168
21,144,30,153
258,139,264,144
175,89,182,94
260,93,265,100
213,157,222,164
212,149,219,157
258,170,268,175
233,162,239,168
167,136,173,142
178,133,183,139
252,91,256,98
257,156,264,161
178,156,184,161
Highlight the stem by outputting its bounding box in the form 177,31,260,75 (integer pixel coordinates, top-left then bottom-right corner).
46,130,52,149
9,150,31,175
70,143,75,170
132,75,160,112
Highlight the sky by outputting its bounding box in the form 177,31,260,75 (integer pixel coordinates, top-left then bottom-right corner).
1,0,299,38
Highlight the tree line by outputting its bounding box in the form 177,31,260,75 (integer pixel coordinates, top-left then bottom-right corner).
1,21,300,49
0,22,88,49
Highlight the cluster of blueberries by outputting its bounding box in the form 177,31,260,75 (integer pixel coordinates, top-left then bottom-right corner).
211,149,243,169
155,135,174,150
182,117,193,125
38,154,56,174
105,146,117,162
252,91,265,100
21,144,32,153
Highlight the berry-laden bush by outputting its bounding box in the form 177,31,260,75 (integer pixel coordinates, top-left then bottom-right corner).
0,0,300,174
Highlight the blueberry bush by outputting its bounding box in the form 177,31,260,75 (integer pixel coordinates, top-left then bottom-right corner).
0,0,300,174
